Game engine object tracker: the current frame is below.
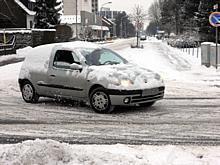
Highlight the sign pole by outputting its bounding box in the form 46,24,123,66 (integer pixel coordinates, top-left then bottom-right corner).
215,4,219,69
209,7,220,69
216,26,218,69
3,29,6,56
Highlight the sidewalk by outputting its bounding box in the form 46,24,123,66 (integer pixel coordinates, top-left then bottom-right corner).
0,54,24,66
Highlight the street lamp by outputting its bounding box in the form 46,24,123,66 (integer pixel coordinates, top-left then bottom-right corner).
100,1,112,41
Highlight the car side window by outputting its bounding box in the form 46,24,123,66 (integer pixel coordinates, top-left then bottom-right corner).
53,50,79,69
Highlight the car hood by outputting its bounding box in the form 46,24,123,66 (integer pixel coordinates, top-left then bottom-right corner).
87,63,164,90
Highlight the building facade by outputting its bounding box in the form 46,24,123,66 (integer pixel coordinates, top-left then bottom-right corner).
98,10,121,20
62,0,111,41
92,0,98,13
63,0,92,15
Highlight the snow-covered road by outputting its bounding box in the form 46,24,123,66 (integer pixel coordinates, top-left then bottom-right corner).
0,39,220,146
1,39,220,164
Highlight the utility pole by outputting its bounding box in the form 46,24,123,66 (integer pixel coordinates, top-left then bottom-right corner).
120,15,127,38
214,3,219,69
3,29,6,56
75,0,78,40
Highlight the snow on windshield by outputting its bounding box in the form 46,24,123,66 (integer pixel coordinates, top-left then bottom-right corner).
77,48,128,66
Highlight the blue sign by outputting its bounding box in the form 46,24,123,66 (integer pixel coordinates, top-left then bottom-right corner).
209,12,220,27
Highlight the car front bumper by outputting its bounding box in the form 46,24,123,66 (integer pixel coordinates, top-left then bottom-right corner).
107,86,165,106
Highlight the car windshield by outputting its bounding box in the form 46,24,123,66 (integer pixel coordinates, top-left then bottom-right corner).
77,48,128,66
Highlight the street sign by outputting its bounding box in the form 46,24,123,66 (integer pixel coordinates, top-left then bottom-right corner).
209,12,220,27
209,12,220,69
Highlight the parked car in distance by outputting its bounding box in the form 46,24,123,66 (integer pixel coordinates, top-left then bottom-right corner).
18,41,165,113
140,33,147,40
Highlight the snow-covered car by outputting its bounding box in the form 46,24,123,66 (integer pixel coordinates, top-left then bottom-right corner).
18,41,165,113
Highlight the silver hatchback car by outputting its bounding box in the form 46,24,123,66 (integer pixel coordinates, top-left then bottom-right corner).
18,41,165,113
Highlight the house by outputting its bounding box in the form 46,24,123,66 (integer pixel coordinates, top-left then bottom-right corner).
102,17,116,38
0,0,110,41
0,0,35,28
61,0,109,41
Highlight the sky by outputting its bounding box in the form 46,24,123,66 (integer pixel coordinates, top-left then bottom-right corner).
99,0,156,27
99,0,156,14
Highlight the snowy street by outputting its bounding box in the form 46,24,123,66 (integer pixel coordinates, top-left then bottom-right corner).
2,0,220,163
0,38,220,146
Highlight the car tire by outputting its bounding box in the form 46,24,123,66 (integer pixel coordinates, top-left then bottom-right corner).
89,87,114,113
21,81,39,103
139,101,155,107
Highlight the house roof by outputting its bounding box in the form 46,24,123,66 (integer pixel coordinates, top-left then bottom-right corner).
14,0,36,16
102,18,111,26
102,17,115,25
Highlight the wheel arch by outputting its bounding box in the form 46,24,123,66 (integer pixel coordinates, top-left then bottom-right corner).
88,84,105,96
18,79,32,90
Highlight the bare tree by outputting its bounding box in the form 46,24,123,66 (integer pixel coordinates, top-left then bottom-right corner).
130,5,148,31
148,0,163,26
130,5,147,47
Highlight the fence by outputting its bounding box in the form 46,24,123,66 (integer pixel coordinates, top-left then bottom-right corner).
0,28,56,56
179,44,201,59
0,35,16,55
172,41,220,68
166,39,201,57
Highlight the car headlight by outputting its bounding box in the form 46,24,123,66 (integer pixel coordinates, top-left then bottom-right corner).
120,79,133,87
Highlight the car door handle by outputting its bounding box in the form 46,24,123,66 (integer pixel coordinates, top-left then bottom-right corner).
50,75,56,78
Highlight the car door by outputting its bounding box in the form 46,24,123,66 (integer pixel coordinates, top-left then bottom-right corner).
46,49,87,99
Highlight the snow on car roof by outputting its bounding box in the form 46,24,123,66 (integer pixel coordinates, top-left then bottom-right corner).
24,41,101,65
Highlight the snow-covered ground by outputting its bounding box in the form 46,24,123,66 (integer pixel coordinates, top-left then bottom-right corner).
0,139,220,165
0,38,220,164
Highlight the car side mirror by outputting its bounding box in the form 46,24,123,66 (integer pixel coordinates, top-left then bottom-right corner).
70,63,83,71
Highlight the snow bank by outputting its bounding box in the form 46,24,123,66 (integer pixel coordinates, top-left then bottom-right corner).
0,62,22,96
0,47,33,67
0,139,220,165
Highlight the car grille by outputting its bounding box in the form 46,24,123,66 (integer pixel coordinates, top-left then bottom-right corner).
131,87,165,103
131,92,164,103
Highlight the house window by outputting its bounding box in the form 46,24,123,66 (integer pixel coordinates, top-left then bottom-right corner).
28,3,35,11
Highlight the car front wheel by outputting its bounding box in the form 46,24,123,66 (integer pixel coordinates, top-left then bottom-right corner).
89,87,114,113
21,81,39,103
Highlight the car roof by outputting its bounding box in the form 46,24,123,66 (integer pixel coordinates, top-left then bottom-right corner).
24,41,102,64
